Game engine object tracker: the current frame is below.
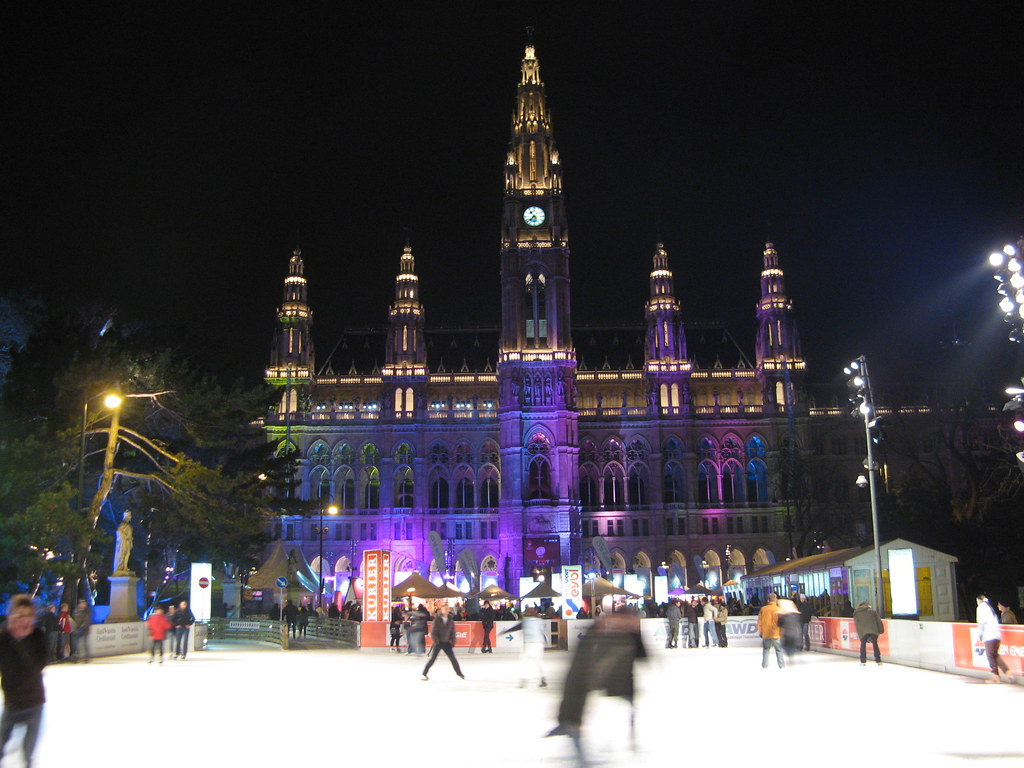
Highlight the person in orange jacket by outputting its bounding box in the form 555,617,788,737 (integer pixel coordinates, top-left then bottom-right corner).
146,606,172,664
757,593,784,669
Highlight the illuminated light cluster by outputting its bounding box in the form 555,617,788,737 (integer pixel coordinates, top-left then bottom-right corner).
455,400,473,410
991,241,1024,342
430,401,446,410
284,276,306,284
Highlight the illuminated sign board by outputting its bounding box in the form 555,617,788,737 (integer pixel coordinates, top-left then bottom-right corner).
189,562,212,622
362,549,392,622
561,565,582,619
888,548,918,616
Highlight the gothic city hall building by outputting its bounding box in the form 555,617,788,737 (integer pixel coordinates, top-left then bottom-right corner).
263,41,832,598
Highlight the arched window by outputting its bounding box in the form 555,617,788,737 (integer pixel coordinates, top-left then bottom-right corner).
627,439,648,463
579,439,598,464
361,444,380,467
430,443,450,465
603,465,624,507
430,475,450,510
697,437,717,460
745,435,766,459
394,443,414,466
454,469,475,509
580,471,598,510
362,467,380,509
697,461,719,504
746,459,768,502
479,466,499,508
721,460,744,503
309,442,330,465
335,468,355,510
310,466,331,500
334,442,355,467
394,466,414,508
528,457,551,500
628,465,647,507
525,272,547,347
603,438,624,465
663,462,685,505
480,440,500,467
662,437,683,460
455,443,474,465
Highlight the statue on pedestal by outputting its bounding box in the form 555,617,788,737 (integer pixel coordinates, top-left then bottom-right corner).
112,510,134,576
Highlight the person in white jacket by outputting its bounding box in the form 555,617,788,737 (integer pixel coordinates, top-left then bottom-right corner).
977,594,1015,684
509,606,548,688
701,599,718,647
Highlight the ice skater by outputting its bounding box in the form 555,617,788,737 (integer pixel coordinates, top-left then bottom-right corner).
507,606,547,688
421,603,464,681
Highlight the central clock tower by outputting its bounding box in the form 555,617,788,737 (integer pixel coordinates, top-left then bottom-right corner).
498,36,579,584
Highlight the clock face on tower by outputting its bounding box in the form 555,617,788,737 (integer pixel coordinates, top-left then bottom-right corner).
522,206,546,227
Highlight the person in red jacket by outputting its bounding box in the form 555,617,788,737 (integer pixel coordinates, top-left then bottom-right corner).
146,606,172,664
56,602,73,660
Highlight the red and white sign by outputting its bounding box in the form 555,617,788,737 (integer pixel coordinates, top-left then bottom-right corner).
362,549,392,622
952,624,1024,674
198,577,210,589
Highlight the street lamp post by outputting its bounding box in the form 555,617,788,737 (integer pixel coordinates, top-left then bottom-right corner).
315,505,339,611
989,240,1024,474
74,391,123,604
845,356,885,617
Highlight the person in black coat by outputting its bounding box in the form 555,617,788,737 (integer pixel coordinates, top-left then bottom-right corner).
547,607,647,763
421,603,464,681
0,595,48,767
480,601,496,653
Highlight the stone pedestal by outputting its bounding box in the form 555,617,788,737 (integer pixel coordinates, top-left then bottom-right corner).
107,575,139,622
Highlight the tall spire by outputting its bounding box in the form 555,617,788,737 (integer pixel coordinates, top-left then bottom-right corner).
645,242,689,364
756,241,804,372
266,247,314,385
504,38,563,198
385,244,427,371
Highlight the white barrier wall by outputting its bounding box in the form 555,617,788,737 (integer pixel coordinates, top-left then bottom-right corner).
810,616,1024,680
88,622,148,657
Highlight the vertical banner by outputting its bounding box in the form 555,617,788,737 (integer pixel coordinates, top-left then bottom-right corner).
189,562,212,622
888,548,918,616
561,565,582,619
362,549,392,622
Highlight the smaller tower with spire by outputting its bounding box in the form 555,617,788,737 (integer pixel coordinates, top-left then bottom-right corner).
755,241,804,408
384,243,428,419
267,247,314,386
644,242,691,414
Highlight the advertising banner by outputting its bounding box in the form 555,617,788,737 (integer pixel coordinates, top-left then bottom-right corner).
951,624,1024,674
362,549,391,622
561,565,582,619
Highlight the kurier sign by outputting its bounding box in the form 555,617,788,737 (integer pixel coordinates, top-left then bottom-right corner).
363,549,391,622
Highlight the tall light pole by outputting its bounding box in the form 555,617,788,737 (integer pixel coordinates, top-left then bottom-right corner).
75,390,123,604
845,356,885,617
315,505,339,610
989,239,1024,474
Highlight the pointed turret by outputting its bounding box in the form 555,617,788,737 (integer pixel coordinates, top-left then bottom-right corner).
645,243,689,364
755,242,805,407
644,243,691,415
266,247,314,385
384,243,427,372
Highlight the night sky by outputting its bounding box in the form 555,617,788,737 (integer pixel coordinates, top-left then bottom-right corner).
4,5,1023,390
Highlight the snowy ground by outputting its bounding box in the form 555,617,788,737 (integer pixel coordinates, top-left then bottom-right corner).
7,642,1023,767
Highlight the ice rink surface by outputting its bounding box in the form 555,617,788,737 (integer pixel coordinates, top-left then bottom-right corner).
8,642,1023,767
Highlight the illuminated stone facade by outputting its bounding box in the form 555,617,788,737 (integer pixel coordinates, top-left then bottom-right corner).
263,42,844,596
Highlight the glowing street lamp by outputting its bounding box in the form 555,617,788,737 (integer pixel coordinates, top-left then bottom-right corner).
315,504,339,610
845,357,885,617
76,390,123,518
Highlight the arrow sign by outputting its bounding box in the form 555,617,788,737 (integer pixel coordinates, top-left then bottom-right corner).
276,576,288,589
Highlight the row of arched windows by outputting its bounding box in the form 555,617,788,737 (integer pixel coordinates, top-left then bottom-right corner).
307,440,500,468
309,464,501,512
